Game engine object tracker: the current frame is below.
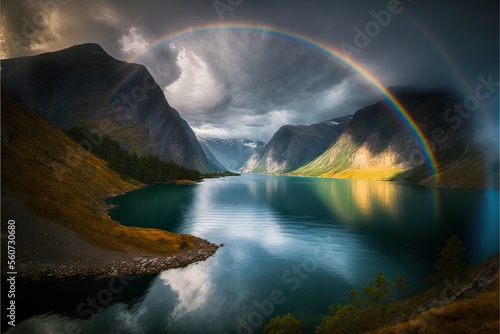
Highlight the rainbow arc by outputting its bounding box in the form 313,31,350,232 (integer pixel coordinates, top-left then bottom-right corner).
110,22,440,179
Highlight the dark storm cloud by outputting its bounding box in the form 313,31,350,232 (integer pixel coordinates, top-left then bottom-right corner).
2,0,498,139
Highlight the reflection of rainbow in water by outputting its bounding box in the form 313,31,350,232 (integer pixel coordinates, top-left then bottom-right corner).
109,22,440,180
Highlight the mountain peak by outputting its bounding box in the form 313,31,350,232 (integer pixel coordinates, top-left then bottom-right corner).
2,44,223,173
66,43,107,53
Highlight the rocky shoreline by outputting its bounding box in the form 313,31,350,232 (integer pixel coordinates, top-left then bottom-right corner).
2,182,222,282
8,240,220,281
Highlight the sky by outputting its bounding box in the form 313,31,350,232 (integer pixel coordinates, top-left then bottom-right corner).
2,0,499,140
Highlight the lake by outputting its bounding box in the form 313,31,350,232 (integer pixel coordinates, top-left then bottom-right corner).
9,174,499,334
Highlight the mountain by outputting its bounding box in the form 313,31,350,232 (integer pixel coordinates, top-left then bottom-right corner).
198,137,266,171
292,88,498,188
1,90,205,256
242,115,352,174
1,43,223,173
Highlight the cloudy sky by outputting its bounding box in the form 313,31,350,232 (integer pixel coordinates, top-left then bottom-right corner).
2,0,498,140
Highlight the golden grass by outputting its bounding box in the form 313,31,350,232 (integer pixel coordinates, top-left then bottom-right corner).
1,91,201,255
320,165,405,181
367,271,499,334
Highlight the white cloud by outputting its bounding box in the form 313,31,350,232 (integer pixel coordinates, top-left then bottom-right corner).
91,6,120,27
192,108,297,140
164,46,225,113
119,26,149,54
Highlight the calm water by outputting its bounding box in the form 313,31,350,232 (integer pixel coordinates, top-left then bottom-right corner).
9,174,499,334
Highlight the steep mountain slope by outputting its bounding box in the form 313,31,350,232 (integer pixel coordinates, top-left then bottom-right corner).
1,43,223,173
292,89,498,188
242,115,352,174
199,137,266,171
1,90,208,255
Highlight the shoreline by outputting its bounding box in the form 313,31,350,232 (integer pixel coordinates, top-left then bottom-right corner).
1,184,221,282
259,172,498,190
9,240,220,281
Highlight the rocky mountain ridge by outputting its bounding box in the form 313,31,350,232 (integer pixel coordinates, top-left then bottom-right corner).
1,43,223,173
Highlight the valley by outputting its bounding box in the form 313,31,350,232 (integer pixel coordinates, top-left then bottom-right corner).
1,1,498,331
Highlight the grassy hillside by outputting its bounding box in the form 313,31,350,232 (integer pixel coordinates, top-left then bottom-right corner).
290,90,499,189
368,285,499,333
243,116,351,174
396,146,499,189
66,126,201,183
263,255,498,334
290,134,407,180
367,260,499,334
1,91,202,254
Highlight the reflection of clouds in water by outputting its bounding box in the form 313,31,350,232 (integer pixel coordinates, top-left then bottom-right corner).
188,179,289,250
185,177,378,285
158,256,238,333
116,306,147,334
160,263,213,319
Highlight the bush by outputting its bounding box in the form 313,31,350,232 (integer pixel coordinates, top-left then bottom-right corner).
316,304,361,334
315,272,410,334
363,271,393,305
427,234,468,285
264,313,303,334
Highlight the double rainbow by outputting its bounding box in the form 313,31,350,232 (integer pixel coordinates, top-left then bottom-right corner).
114,22,440,179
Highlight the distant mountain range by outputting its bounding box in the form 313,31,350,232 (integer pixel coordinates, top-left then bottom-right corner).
237,87,497,188
198,137,266,171
2,44,497,189
242,115,352,174
1,43,223,173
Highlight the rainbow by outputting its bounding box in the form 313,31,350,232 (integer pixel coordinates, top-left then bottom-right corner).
112,22,440,178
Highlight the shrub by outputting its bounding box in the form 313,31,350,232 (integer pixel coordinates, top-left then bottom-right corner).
264,313,303,334
315,272,410,334
427,234,468,285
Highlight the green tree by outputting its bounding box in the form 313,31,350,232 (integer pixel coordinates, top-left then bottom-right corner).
427,234,468,285
65,127,201,183
395,274,411,298
316,304,361,334
316,272,410,334
363,271,393,305
264,313,303,334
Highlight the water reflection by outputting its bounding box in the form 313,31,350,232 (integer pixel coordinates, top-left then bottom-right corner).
160,263,214,319
12,175,499,334
310,178,436,225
